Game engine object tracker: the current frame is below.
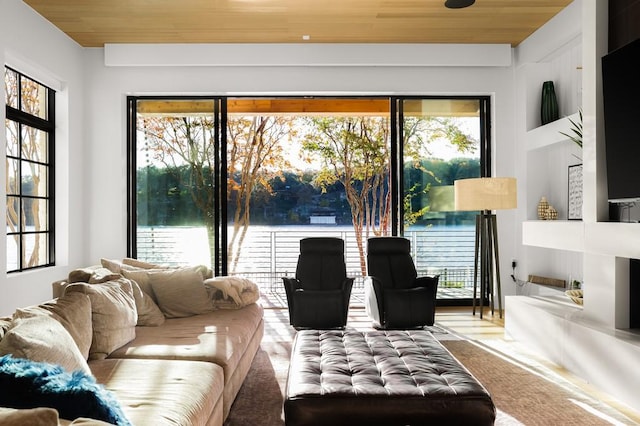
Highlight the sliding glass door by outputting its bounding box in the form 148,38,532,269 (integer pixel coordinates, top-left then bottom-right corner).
127,95,490,304
222,97,391,300
397,97,489,303
127,97,225,275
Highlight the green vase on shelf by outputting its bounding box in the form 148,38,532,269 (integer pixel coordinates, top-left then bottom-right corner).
541,81,559,125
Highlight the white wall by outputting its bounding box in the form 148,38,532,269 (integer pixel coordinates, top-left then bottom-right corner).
0,0,85,316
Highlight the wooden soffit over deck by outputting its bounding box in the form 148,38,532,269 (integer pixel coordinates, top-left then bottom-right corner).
136,98,481,117
24,0,572,48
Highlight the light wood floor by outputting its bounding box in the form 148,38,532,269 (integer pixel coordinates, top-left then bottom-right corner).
435,306,640,425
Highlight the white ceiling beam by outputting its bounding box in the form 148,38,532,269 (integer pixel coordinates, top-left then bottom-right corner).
104,43,512,68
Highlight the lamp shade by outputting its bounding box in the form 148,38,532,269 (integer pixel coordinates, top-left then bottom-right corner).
454,177,517,211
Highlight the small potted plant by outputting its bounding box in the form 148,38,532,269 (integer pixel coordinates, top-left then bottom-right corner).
560,109,583,148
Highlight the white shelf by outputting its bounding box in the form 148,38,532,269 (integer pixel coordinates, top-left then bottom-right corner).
522,220,584,251
585,222,640,258
525,113,580,151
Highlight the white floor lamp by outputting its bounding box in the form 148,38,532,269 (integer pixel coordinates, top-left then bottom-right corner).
454,177,517,319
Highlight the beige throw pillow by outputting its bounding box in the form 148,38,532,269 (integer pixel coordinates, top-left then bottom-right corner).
122,257,166,270
120,268,160,303
148,268,213,318
0,315,92,375
100,258,125,273
68,266,99,284
13,292,93,360
87,267,122,284
64,279,137,360
100,258,141,274
129,279,165,326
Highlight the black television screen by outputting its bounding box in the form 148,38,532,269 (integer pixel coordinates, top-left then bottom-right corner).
602,38,640,202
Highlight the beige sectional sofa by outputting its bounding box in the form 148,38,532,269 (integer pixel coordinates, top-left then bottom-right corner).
0,258,264,426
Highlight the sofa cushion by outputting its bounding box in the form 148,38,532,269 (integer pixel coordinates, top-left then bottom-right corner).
109,304,263,380
0,315,91,375
0,355,130,425
0,406,59,426
147,268,214,318
13,292,93,360
0,408,114,426
66,418,116,425
64,280,137,360
89,358,223,426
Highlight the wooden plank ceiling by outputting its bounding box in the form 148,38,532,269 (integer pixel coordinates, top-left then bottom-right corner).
23,0,573,48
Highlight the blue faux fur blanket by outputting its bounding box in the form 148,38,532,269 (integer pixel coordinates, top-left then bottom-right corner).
0,355,130,425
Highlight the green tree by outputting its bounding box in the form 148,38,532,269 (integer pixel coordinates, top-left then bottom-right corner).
139,115,218,266
402,116,478,226
226,116,296,271
140,112,296,271
302,116,391,275
302,115,476,275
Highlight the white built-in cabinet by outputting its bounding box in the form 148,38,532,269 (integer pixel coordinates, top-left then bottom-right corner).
506,0,640,413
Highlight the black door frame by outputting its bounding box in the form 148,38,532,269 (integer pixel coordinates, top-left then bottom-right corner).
126,94,492,291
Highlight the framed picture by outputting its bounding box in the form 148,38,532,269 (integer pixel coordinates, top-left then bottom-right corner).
568,164,583,220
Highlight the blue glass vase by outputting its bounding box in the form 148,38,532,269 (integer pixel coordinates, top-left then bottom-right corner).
541,81,559,125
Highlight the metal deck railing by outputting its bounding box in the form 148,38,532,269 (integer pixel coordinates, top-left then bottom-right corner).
136,225,476,308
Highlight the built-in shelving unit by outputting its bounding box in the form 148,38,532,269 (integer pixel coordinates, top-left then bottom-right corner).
518,45,585,314
507,1,640,413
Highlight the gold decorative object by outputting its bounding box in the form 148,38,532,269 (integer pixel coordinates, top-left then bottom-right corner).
547,206,558,220
537,196,549,220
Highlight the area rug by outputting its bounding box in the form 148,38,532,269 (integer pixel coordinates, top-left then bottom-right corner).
225,317,635,425
440,340,630,426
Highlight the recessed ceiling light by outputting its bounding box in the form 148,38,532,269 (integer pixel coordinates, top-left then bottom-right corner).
302,35,310,41
444,0,475,8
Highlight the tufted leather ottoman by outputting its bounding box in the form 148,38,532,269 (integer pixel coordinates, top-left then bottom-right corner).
284,329,496,426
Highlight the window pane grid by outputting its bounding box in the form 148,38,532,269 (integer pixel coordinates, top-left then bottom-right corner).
4,66,55,273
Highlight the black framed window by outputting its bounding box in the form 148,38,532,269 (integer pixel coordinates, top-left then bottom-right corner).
4,67,55,272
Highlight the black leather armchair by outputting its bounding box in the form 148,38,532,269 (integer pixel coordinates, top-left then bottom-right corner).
365,237,439,329
283,237,354,329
